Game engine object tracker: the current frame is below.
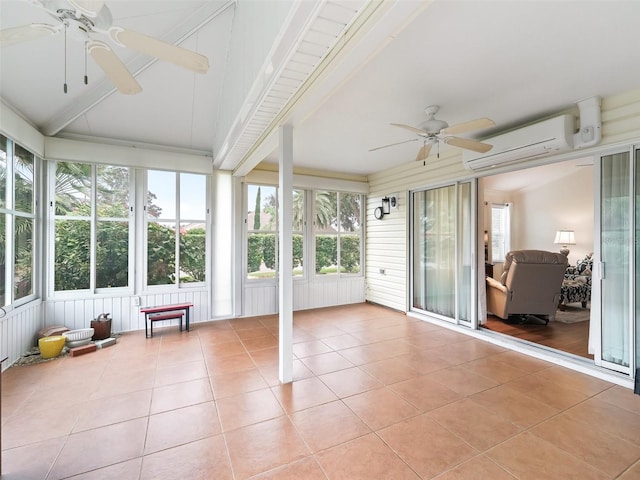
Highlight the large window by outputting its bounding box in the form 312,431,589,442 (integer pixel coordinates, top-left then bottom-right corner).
53,162,131,292
146,171,206,287
314,191,362,275
246,185,305,279
1,135,38,306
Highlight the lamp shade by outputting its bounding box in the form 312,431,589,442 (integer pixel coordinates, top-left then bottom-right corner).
554,230,576,246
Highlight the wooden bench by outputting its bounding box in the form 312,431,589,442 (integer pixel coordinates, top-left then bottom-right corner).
141,303,193,338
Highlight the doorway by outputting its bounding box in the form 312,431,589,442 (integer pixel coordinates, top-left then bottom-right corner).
479,157,594,360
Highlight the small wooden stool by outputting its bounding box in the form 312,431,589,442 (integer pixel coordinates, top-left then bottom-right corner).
145,312,185,338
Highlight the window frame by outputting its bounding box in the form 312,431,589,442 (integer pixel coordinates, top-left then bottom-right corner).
1,135,40,308
48,161,134,297
313,190,364,277
490,203,511,264
143,170,208,291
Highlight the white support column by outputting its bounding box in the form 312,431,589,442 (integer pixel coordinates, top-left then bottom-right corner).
278,124,294,383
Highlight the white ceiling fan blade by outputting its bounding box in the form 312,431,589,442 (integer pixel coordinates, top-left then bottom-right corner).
445,136,493,153
441,117,495,135
390,123,429,135
88,41,142,95
109,27,209,74
416,143,432,161
369,138,418,152
0,23,59,47
67,0,105,18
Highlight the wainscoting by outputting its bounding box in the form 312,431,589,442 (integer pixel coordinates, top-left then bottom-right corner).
0,301,43,369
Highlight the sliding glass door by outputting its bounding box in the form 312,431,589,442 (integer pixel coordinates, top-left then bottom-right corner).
595,150,633,373
411,182,474,324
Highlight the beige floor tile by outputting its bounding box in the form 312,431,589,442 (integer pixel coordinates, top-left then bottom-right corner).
292,340,333,358
618,460,640,480
390,375,463,412
271,377,338,413
64,458,143,480
300,351,354,376
378,413,477,478
505,373,589,410
533,365,612,397
205,352,256,375
48,417,147,479
464,357,530,384
248,456,326,479
210,368,268,399
242,335,279,352
145,401,221,454
532,412,640,477
140,435,232,480
318,367,383,398
315,433,420,479
74,388,152,432
594,385,640,415
432,455,517,480
320,333,367,350
150,377,213,414
216,388,284,432
289,400,370,452
428,398,522,451
2,405,79,449
224,416,309,479
490,350,553,373
343,387,420,430
564,397,640,446
154,359,208,387
486,432,608,480
469,384,559,428
358,356,422,385
427,365,500,396
1,436,65,480
202,340,248,359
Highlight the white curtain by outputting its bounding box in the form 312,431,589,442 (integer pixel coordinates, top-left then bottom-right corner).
412,183,472,322
591,152,630,367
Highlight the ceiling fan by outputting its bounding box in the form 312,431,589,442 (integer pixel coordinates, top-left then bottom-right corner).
0,0,209,94
370,105,495,162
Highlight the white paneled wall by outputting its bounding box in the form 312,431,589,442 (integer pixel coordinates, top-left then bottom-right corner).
43,289,210,334
244,277,365,317
1,301,43,369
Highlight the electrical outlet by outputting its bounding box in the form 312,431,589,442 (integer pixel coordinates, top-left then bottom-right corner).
379,268,385,275
132,296,140,306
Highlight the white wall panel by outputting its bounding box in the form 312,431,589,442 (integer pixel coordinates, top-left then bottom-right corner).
44,289,209,335
242,276,365,317
1,301,43,370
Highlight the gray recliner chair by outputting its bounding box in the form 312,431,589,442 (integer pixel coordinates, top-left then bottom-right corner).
486,250,568,324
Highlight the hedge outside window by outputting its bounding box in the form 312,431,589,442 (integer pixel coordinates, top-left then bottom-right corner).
314,191,362,275
146,171,206,286
53,162,131,292
246,186,305,279
1,135,37,306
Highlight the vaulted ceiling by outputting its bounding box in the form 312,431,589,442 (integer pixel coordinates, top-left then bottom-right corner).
2,0,639,176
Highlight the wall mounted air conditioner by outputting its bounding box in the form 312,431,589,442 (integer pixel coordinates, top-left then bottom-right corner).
463,114,575,171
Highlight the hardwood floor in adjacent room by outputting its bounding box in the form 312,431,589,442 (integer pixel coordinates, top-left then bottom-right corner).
482,306,592,360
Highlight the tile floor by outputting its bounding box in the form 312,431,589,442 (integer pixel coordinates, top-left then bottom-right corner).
2,303,640,479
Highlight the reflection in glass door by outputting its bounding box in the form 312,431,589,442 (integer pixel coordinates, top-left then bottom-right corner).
599,151,631,372
411,182,474,324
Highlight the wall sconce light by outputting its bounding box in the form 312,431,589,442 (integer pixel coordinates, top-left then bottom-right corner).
382,196,391,214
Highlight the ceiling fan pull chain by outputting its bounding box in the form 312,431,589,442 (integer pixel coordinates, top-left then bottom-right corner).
84,42,88,85
63,24,68,94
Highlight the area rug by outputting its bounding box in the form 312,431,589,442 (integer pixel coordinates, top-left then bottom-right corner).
555,305,590,323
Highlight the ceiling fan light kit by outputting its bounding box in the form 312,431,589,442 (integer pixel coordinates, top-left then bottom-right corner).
370,105,495,163
0,0,210,94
